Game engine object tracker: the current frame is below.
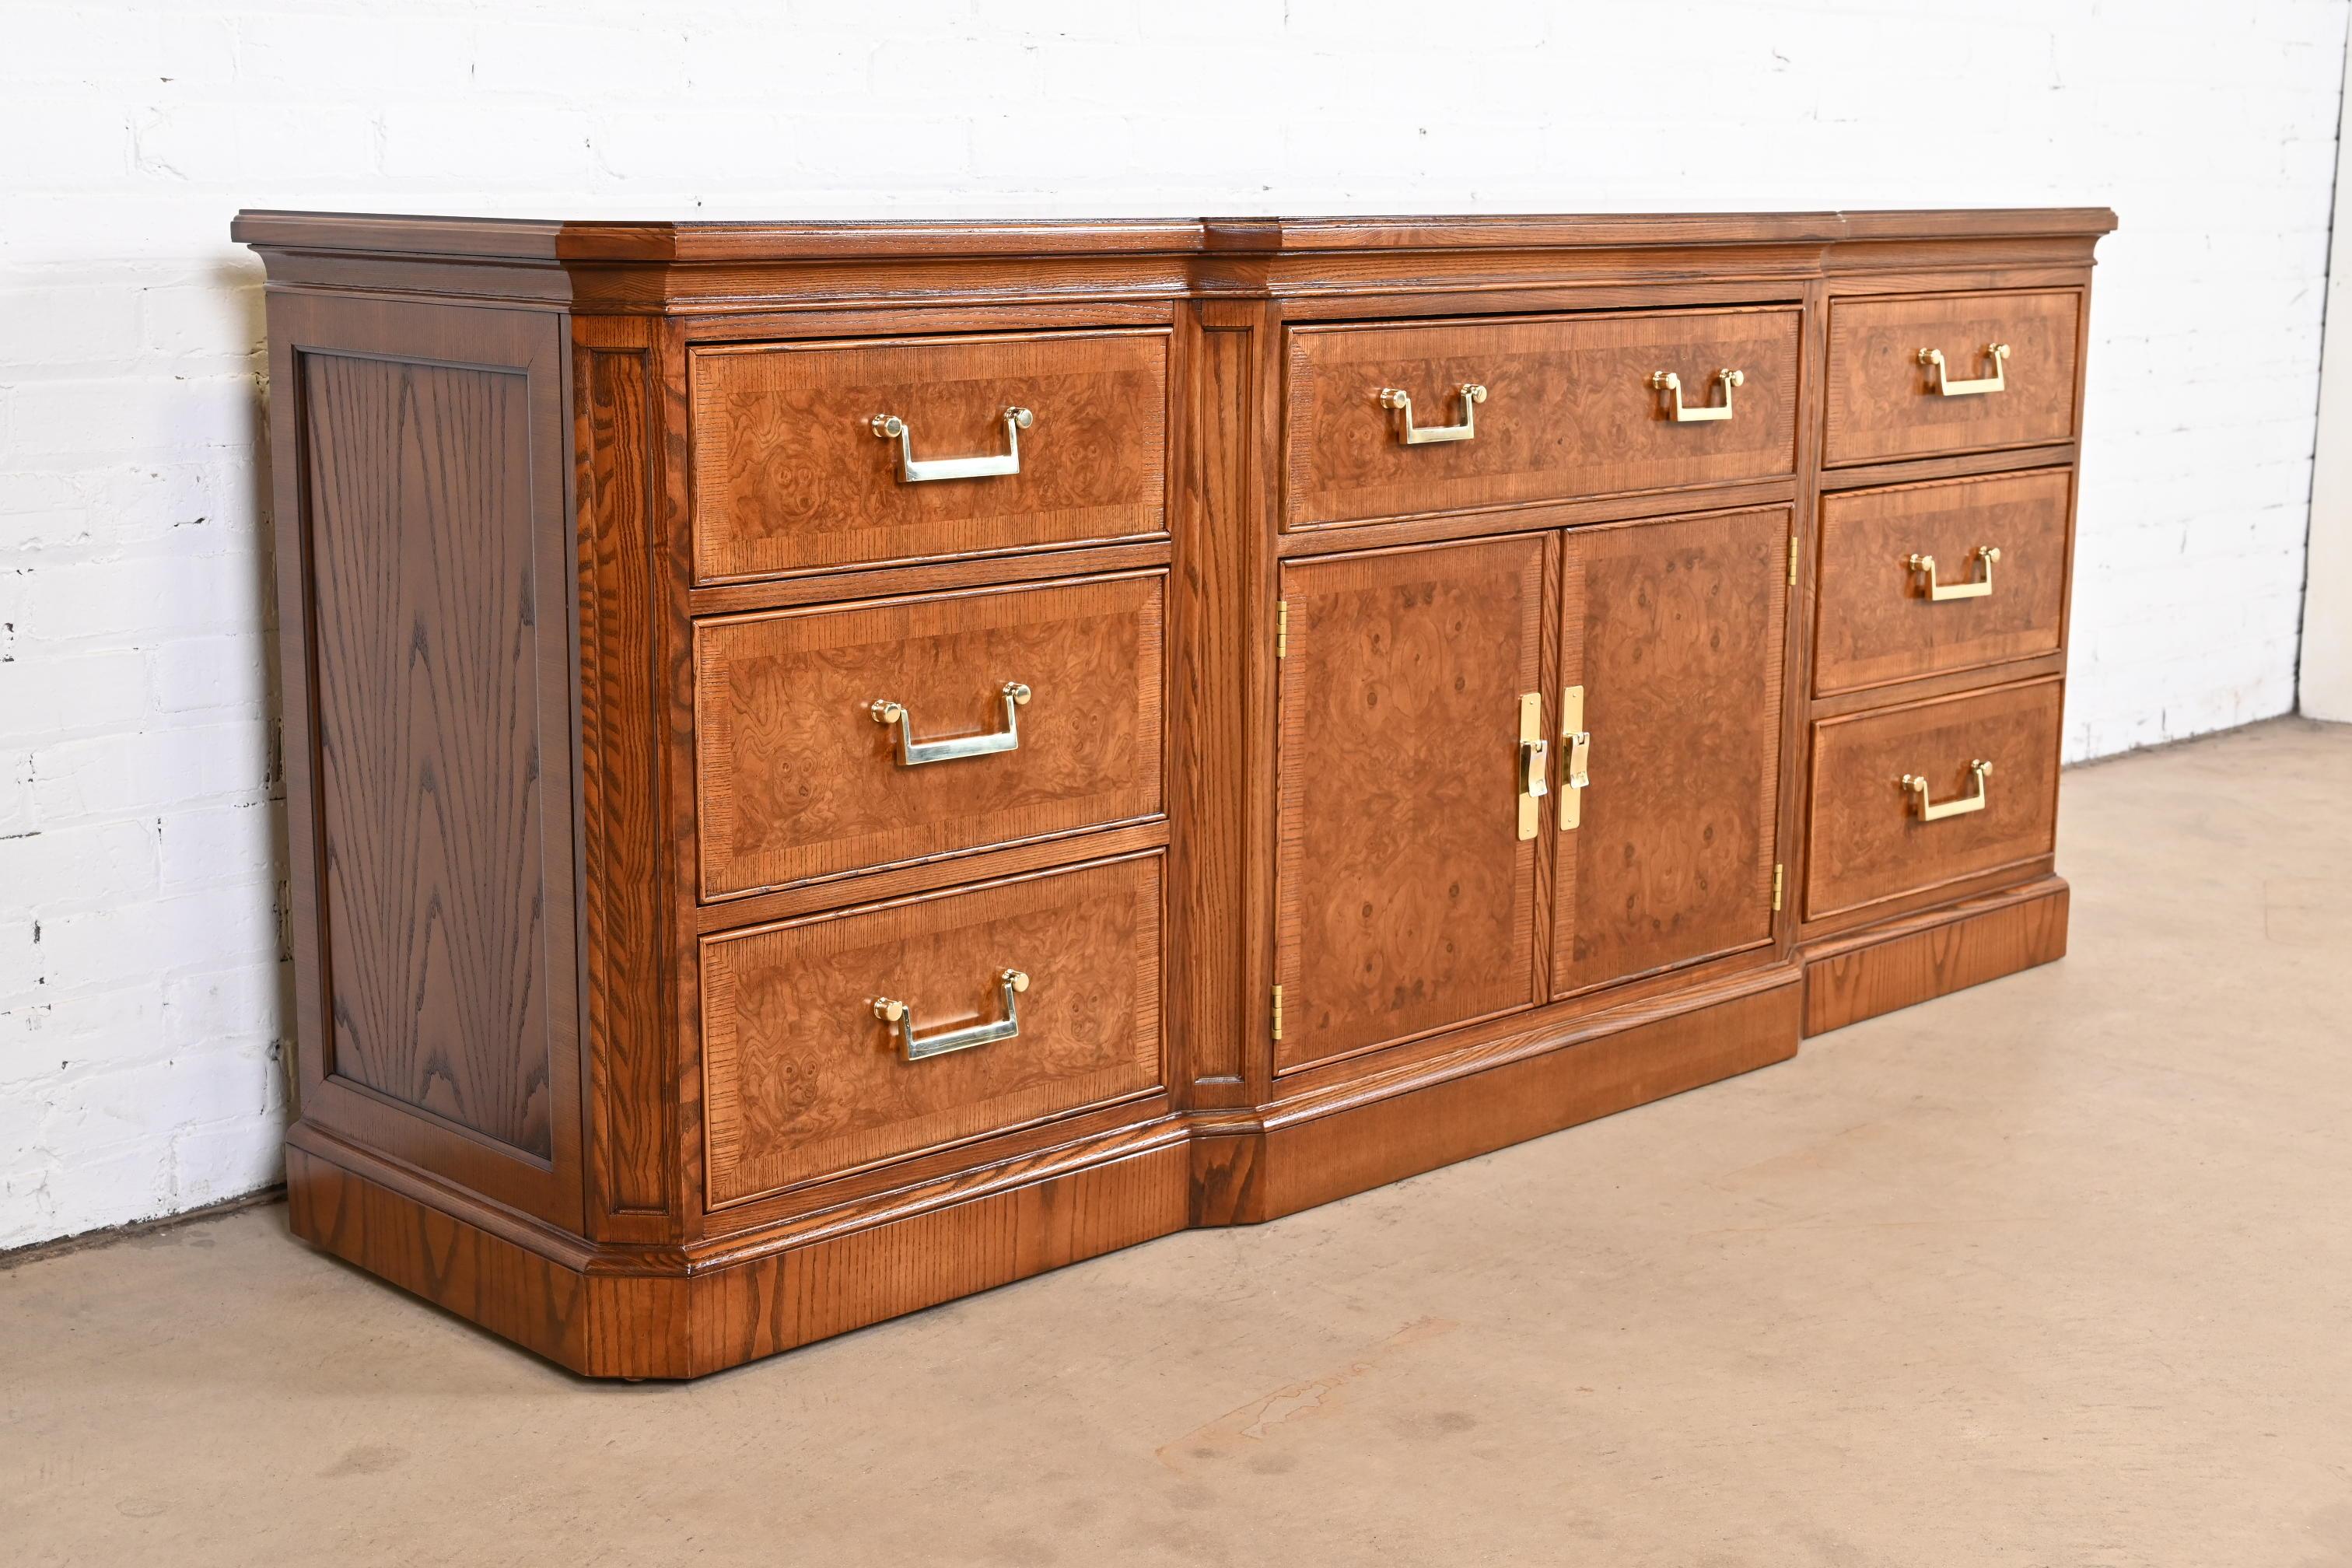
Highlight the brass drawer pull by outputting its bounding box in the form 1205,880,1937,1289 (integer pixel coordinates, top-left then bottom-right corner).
1902,758,1993,821
1516,691,1549,842
1378,382,1486,445
870,405,1034,482
1918,342,2010,397
1650,367,1743,422
1906,545,2000,601
1559,683,1591,831
870,681,1031,765
873,968,1030,1062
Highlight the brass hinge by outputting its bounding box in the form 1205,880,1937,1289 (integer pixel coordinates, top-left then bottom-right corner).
1773,863,1784,912
1271,984,1284,1041
1788,536,1800,586
1276,600,1288,659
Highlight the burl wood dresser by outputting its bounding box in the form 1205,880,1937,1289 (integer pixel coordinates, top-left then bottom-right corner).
233,207,2113,1377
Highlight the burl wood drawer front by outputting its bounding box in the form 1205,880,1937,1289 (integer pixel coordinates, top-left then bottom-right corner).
688,328,1168,583
1805,679,2063,921
695,573,1164,901
1824,290,2081,467
701,853,1164,1207
1815,469,2072,697
1283,307,1801,527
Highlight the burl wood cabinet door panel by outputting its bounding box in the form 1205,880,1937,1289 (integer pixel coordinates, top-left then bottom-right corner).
1275,535,1549,1073
1824,290,2081,467
701,853,1164,1207
1284,307,1801,527
1815,469,2072,696
695,572,1164,900
689,328,1168,583
1805,678,2063,921
1552,509,1788,997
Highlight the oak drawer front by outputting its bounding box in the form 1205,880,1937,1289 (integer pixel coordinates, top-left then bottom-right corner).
1824,290,2081,467
1805,679,2062,921
702,853,1164,1207
1283,306,1801,527
1815,469,2071,696
689,328,1168,583
695,573,1164,901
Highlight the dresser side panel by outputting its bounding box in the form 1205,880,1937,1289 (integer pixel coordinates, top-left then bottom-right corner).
268,289,586,1233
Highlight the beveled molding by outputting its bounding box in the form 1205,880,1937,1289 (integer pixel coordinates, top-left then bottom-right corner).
232,208,2119,311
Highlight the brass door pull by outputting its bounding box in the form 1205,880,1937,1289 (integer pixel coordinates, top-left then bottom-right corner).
1651,368,1743,422
870,682,1031,765
1906,546,2000,600
1559,684,1591,831
1918,342,2010,397
1516,691,1548,842
1379,382,1486,444
870,406,1034,481
873,968,1029,1062
1902,758,1993,821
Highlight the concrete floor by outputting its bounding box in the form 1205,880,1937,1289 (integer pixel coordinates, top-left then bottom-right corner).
5,718,2350,1566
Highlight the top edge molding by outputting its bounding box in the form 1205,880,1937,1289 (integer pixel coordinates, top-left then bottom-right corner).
230,207,2119,265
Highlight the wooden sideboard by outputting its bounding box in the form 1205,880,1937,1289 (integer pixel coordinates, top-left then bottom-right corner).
233,207,2113,1377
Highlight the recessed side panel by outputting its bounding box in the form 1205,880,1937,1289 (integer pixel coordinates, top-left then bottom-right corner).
303,350,556,1157
273,292,583,1230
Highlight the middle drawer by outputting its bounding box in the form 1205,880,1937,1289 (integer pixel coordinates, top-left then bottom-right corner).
1283,306,1801,527
695,572,1165,901
1814,467,2072,696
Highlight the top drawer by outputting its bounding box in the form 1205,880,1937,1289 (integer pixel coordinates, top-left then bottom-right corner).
1824,289,2081,467
689,329,1168,583
1283,306,1801,528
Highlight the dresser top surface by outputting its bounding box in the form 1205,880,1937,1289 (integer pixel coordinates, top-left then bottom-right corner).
230,207,2119,263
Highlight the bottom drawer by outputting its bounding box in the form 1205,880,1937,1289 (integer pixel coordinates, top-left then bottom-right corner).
1805,679,2062,921
701,852,1164,1208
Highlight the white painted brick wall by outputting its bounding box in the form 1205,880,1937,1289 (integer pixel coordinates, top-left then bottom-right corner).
3,0,2343,1249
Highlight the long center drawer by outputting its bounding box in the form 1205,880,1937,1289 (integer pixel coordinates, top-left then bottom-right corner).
694,572,1165,900
1283,306,1801,527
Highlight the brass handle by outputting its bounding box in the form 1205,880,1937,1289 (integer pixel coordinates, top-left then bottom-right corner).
1516,691,1547,842
1906,546,2000,601
1902,759,1993,822
870,406,1034,481
873,968,1030,1062
1650,368,1743,422
1559,684,1591,831
1378,383,1486,445
1918,343,2009,397
870,681,1030,765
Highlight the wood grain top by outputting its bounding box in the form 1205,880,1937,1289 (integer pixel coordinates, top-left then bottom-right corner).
230,207,2119,263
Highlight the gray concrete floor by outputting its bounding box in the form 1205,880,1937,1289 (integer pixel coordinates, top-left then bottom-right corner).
5,718,2350,1566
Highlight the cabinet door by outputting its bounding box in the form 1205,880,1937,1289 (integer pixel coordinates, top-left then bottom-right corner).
1552,509,1788,997
1276,535,1550,1073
